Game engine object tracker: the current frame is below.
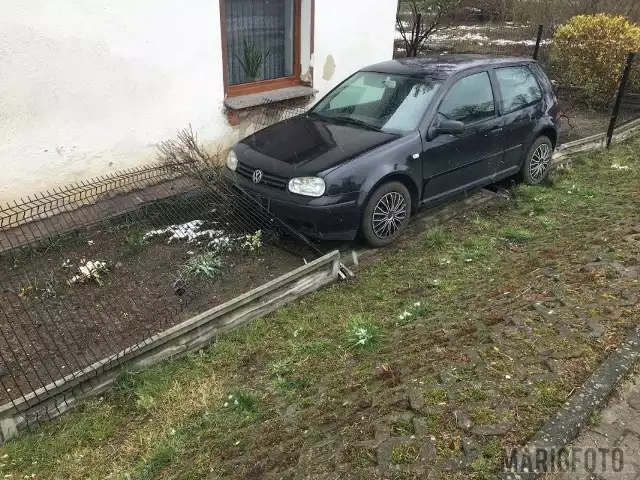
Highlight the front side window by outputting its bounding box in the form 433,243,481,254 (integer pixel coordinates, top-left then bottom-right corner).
438,72,495,124
224,0,296,89
310,72,442,134
495,66,543,114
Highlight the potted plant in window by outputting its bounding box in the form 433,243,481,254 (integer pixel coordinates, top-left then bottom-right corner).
235,39,270,83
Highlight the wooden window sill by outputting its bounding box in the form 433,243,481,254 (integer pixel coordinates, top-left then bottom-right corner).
224,85,317,110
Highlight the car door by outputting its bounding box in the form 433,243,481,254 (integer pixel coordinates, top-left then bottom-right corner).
421,70,505,203
492,65,545,174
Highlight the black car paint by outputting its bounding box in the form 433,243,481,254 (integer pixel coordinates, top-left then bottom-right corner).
230,56,558,241
240,116,400,176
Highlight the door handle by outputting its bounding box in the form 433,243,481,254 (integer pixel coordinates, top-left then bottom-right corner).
485,126,504,136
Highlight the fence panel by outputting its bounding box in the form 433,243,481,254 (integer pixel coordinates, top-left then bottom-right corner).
612,53,640,131
0,161,318,423
395,22,544,59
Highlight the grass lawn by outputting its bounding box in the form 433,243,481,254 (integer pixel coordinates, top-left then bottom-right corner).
1,139,639,479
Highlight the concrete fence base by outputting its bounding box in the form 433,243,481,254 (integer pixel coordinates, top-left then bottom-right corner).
552,117,640,167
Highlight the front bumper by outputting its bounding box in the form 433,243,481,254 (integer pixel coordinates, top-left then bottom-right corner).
228,170,361,241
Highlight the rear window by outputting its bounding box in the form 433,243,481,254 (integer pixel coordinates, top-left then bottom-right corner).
495,66,543,114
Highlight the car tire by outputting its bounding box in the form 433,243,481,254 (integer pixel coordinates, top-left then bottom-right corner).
361,181,412,248
518,136,553,185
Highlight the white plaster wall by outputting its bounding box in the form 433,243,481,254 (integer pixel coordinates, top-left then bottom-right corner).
0,0,397,204
300,0,312,79
0,0,233,204
312,0,398,101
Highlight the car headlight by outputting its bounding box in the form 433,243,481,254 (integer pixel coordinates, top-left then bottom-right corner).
288,177,326,197
226,150,238,171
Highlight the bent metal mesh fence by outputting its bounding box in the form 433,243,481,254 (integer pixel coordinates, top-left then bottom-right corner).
0,157,321,424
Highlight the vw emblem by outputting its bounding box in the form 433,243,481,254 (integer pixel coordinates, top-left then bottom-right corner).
252,169,263,184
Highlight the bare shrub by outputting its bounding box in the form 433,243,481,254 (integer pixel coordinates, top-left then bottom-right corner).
157,126,225,187
396,0,464,57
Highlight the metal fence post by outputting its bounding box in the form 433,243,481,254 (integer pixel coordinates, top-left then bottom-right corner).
533,25,543,60
607,52,636,148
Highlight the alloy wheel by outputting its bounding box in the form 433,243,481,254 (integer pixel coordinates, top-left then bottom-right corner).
372,192,407,239
529,143,551,181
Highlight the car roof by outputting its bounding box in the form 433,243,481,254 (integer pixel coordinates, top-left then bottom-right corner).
361,55,534,80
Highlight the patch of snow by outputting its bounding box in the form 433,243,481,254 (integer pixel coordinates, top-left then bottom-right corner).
396,23,550,46
144,220,225,244
68,260,108,286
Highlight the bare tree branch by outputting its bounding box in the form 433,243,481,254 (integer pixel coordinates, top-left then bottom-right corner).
157,125,225,196
396,0,463,57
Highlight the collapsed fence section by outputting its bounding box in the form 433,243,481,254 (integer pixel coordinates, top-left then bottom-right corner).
0,161,320,425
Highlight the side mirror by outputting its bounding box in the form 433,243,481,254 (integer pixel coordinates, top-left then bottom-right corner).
435,120,465,136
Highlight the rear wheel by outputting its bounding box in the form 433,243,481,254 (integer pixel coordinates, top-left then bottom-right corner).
361,181,412,248
519,136,553,185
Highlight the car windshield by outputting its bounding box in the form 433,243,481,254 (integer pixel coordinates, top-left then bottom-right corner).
309,71,441,134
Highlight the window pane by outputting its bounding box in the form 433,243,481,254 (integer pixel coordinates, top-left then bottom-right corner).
225,0,294,86
311,72,441,134
496,66,543,114
438,72,495,124
327,75,386,110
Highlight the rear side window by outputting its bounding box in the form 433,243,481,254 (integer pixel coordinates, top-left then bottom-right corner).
495,66,543,114
438,72,495,124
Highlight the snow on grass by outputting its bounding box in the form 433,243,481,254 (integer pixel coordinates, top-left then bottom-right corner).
395,23,551,47
143,221,262,253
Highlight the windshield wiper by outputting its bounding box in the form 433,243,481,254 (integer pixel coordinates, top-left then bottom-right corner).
306,110,324,120
332,115,381,132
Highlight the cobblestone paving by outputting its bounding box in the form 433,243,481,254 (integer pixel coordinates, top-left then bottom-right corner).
542,365,640,480
216,225,640,479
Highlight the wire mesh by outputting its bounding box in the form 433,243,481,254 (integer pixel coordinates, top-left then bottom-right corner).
394,22,544,59
614,54,640,129
0,161,319,422
253,96,310,128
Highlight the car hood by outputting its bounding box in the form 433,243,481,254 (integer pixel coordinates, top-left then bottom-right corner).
238,115,399,176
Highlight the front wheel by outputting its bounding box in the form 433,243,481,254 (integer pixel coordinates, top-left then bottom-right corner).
361,181,412,248
518,136,553,185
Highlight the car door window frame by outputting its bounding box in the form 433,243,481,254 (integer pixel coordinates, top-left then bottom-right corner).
431,69,499,130
492,64,544,116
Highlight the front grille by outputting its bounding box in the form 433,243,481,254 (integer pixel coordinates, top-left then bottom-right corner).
236,162,289,190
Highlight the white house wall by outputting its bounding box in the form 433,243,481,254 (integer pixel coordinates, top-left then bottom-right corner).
312,0,398,100
0,0,397,204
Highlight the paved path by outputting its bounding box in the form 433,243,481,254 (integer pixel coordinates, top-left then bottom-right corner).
542,364,640,480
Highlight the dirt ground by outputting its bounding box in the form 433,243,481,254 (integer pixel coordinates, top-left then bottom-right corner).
0,219,303,405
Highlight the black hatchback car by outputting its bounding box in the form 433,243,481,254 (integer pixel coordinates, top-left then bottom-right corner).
226,55,559,247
